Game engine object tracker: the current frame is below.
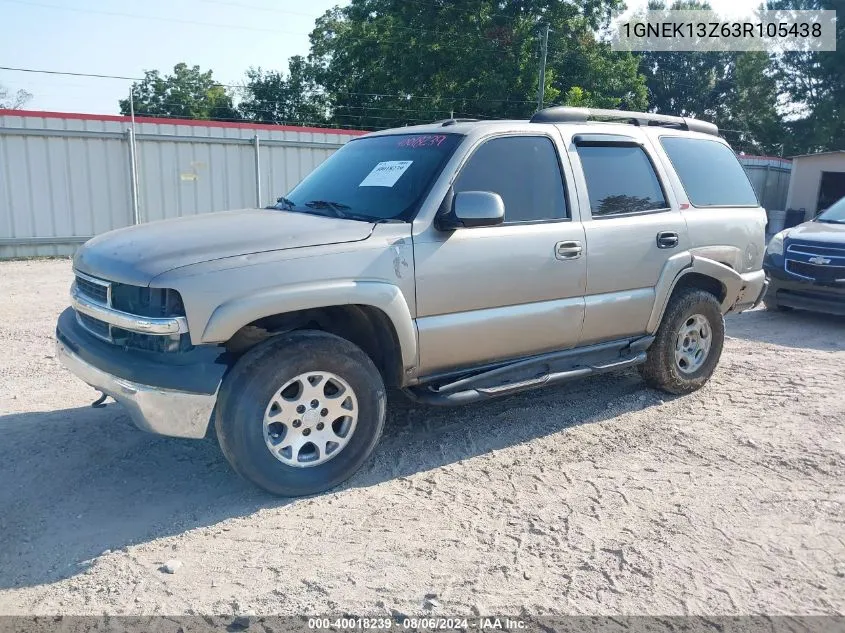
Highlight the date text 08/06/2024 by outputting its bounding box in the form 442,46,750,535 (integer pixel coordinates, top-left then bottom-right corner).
307,617,528,630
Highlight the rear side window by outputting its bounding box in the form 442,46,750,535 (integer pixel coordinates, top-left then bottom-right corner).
454,136,567,223
660,137,758,207
576,145,668,217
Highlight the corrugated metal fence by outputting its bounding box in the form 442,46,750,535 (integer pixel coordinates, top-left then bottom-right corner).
0,110,363,258
738,155,792,212
0,112,793,259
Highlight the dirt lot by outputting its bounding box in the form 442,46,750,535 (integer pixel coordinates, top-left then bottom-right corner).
0,258,843,616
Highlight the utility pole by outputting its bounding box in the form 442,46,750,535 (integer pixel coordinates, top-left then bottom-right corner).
127,88,140,225
537,23,550,112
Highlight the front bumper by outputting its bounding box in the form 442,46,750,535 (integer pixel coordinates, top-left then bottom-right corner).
764,267,845,316
731,269,768,312
57,339,217,439
56,307,224,439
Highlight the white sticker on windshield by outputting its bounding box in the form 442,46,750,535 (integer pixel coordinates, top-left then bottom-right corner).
359,161,413,187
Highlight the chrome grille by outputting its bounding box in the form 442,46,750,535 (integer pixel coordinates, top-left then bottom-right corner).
784,242,845,283
76,312,111,341
786,242,845,258
785,260,845,282
75,273,110,305
71,270,191,352
73,273,113,340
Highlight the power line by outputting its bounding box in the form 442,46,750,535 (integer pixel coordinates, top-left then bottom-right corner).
227,0,544,41
0,66,541,106
198,0,318,19
128,101,501,123
0,66,141,82
397,0,525,26
1,0,528,58
0,0,306,35
200,0,505,39
128,111,374,129
0,86,504,129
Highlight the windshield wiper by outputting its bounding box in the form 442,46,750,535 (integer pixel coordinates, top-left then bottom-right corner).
817,218,845,224
305,200,352,219
269,196,297,210
302,199,404,223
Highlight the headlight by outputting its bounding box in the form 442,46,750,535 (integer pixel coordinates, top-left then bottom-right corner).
766,230,789,257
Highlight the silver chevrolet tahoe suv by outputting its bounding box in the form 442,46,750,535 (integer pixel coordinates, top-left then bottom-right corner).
56,107,767,496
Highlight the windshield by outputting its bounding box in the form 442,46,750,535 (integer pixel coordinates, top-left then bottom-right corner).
817,196,845,224
274,133,462,222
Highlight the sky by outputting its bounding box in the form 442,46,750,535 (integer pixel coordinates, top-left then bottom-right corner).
0,0,765,116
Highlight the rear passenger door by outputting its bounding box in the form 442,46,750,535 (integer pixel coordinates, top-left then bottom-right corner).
567,133,689,345
655,135,766,273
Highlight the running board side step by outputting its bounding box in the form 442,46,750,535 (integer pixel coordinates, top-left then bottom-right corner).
404,351,647,406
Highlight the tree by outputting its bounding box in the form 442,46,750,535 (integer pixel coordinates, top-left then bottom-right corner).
766,0,844,153
119,63,240,121
306,0,646,130
0,84,32,110
636,0,785,154
638,1,733,120
239,56,327,125
721,52,785,155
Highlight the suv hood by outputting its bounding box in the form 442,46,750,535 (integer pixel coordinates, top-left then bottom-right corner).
787,220,845,245
74,208,375,286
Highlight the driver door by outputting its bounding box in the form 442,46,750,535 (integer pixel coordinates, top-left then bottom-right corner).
412,133,587,375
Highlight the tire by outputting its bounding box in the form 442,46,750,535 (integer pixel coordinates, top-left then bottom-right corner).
215,330,386,496
639,288,725,395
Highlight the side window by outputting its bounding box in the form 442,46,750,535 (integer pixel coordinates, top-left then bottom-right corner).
576,144,668,217
660,136,759,207
454,136,567,223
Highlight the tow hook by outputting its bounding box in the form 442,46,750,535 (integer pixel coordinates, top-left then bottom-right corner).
91,391,109,408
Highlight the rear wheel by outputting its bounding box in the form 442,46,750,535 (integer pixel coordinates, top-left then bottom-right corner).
215,330,386,496
639,288,725,394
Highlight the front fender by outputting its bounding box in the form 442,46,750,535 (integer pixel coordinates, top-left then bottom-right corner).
201,280,418,371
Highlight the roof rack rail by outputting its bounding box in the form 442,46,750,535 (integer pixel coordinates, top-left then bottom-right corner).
438,118,479,127
529,106,718,136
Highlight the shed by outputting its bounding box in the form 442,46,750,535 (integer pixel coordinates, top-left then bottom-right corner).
785,150,845,222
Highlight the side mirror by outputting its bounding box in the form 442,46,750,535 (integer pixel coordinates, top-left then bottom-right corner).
437,190,505,230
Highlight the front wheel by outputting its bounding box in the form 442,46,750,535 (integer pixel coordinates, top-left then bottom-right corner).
215,330,386,496
639,288,725,395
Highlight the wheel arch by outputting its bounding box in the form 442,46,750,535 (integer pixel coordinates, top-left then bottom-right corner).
202,280,417,385
647,255,743,333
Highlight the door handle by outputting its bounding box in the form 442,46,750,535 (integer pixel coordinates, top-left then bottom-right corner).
555,240,583,260
656,231,679,249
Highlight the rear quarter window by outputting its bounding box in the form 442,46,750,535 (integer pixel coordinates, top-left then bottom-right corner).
660,137,759,207
576,144,668,217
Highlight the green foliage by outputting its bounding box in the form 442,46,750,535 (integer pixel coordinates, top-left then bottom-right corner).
766,0,844,153
721,52,786,155
640,48,732,120
638,0,786,154
119,63,240,121
239,56,327,125
112,0,839,156
306,0,646,129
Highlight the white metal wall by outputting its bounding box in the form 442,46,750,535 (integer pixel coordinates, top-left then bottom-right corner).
0,110,362,258
785,152,845,220
738,155,792,213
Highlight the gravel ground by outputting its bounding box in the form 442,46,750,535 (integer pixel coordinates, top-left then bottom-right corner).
0,258,843,617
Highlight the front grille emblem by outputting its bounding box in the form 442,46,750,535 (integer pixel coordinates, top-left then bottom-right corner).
809,256,832,265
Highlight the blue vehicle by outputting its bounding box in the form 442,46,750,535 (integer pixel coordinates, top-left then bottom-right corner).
763,196,845,315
